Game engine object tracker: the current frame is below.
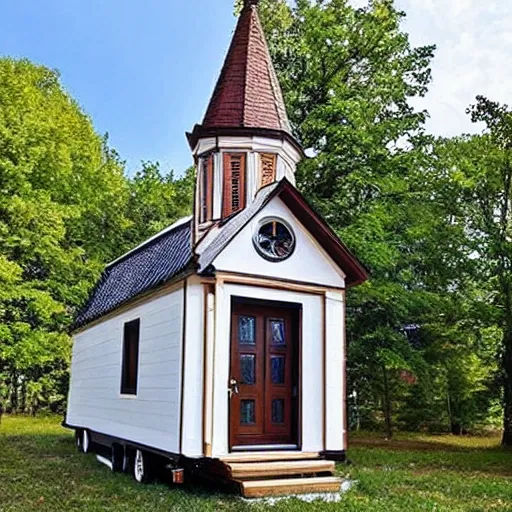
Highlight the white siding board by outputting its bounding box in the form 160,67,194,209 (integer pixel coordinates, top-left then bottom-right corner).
212,280,230,456
299,294,324,452
213,152,223,219
247,151,258,201
66,287,185,454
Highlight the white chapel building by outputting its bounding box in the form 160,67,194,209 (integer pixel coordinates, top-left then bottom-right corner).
66,0,367,497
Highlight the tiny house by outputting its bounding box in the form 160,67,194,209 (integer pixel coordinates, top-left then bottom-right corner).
65,0,367,498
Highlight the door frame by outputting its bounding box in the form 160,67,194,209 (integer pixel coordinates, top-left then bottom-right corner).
228,296,302,452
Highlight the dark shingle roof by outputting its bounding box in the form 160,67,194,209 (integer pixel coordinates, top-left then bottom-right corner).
202,3,292,135
73,219,193,330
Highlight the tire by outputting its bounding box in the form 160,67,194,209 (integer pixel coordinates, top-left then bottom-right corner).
133,449,152,483
122,450,130,473
82,429,91,454
75,430,82,451
111,444,124,473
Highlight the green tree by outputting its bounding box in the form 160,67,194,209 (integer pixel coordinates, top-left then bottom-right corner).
0,58,130,412
252,0,503,436
434,97,512,445
0,58,195,413
124,162,194,248
252,0,439,436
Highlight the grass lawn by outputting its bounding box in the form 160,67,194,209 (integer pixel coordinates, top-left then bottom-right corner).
0,416,511,511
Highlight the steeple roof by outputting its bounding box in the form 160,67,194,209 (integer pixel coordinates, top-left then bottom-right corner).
187,1,301,151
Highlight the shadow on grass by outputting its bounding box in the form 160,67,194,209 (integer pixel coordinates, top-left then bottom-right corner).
3,431,240,501
348,435,512,479
350,436,506,453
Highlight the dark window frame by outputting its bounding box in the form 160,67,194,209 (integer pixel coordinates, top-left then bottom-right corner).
120,318,140,395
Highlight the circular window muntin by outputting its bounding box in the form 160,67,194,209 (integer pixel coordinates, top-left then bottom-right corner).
252,217,296,262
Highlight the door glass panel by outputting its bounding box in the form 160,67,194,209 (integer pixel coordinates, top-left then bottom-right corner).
272,399,285,424
239,316,256,344
240,354,255,385
240,400,256,425
270,319,285,345
271,356,285,384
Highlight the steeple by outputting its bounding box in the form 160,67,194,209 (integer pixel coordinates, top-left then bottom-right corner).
187,0,300,151
189,1,303,240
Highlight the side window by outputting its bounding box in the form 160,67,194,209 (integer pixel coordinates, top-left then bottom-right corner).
199,154,214,223
222,153,246,218
121,319,140,395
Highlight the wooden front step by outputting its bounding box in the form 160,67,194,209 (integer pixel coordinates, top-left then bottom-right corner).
221,451,319,463
240,476,342,498
229,459,335,479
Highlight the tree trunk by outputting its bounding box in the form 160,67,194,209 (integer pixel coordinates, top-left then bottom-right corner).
20,379,26,414
502,325,512,446
447,389,453,429
451,421,462,436
10,371,18,413
382,366,392,439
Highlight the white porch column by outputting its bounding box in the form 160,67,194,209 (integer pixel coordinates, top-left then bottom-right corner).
203,289,215,457
324,291,345,452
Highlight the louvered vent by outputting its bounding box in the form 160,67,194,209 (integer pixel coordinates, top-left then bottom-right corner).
260,153,276,187
223,153,246,217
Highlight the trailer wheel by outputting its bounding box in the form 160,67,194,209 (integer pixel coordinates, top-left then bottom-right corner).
122,449,131,473
82,429,91,454
133,449,152,483
75,430,82,451
111,444,124,473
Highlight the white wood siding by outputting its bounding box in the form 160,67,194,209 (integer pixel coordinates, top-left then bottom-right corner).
212,197,346,288
247,151,258,201
66,287,184,454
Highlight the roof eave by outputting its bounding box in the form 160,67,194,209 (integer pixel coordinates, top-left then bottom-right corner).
277,180,369,287
186,124,304,157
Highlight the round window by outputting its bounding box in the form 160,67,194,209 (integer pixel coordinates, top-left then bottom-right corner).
253,218,296,262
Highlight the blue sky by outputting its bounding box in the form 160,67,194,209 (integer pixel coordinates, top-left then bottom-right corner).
2,1,511,175
1,0,235,175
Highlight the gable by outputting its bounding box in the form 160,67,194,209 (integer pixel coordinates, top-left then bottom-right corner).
211,196,346,288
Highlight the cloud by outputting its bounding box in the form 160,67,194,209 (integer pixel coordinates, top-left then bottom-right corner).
352,0,512,137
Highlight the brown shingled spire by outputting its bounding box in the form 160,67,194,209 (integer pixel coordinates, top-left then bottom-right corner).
187,0,301,151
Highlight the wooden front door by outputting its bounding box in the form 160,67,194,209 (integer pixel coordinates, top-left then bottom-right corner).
229,302,298,448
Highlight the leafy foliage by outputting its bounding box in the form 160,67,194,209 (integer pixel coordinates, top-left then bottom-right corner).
430,96,512,444
0,0,509,443
255,0,504,436
0,59,193,413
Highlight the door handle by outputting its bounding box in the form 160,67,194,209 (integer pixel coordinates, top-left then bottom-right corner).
228,378,239,398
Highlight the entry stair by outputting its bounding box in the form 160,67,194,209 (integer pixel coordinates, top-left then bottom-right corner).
211,451,342,498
